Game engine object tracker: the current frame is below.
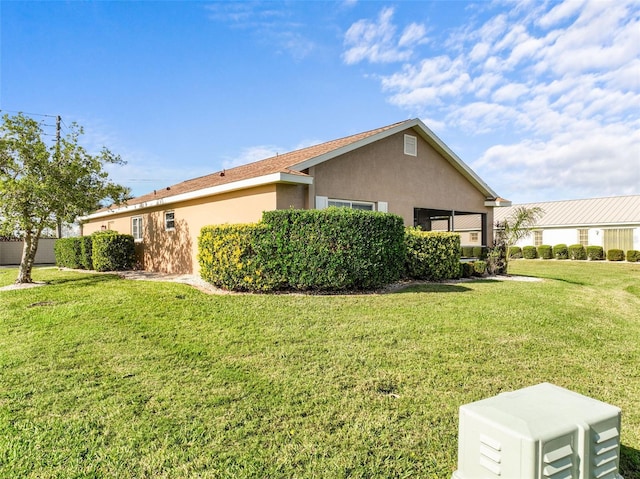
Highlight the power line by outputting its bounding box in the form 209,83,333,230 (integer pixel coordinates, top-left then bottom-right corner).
0,109,57,118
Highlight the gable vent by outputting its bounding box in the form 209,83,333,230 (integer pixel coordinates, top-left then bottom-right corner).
404,134,417,156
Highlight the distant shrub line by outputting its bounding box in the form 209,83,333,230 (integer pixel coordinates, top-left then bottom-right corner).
509,243,639,263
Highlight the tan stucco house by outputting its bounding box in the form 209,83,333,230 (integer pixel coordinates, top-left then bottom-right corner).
82,119,510,274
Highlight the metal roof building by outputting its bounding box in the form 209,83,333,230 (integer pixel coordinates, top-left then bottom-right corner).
494,195,640,252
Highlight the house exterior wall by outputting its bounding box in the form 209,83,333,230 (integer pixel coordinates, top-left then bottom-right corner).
312,129,494,243
83,185,278,274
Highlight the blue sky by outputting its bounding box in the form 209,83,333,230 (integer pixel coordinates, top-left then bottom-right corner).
2,0,639,203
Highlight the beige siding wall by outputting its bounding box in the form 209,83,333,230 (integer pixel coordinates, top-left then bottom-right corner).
313,129,494,242
83,185,278,274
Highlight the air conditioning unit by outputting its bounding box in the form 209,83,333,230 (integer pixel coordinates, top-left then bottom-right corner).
452,383,623,479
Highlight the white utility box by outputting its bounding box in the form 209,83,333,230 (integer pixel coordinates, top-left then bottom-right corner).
452,382,623,479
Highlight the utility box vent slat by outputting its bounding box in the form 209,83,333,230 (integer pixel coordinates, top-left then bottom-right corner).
452,383,623,479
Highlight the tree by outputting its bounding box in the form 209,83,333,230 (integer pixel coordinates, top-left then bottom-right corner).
492,206,544,274
0,113,130,283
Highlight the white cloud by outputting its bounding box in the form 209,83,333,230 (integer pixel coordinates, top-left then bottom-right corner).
344,0,640,201
342,7,427,64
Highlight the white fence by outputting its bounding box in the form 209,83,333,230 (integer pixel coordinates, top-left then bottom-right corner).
0,239,56,266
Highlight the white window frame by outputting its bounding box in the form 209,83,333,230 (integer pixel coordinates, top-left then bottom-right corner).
328,199,375,211
132,216,143,241
404,134,417,156
164,211,175,231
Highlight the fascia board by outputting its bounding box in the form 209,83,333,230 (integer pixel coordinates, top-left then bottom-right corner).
412,119,500,200
81,172,313,221
485,199,512,207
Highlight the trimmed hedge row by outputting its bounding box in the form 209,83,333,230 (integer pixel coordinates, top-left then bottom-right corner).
54,231,135,272
198,209,461,292
515,244,638,262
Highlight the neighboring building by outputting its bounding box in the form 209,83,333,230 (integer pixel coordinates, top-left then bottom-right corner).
494,195,640,252
82,119,510,274
0,238,56,266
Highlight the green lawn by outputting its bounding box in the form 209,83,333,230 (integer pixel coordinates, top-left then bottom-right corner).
1,261,639,478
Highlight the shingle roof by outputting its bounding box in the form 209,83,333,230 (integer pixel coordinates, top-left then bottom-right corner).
115,120,407,209
494,195,640,227
89,118,502,219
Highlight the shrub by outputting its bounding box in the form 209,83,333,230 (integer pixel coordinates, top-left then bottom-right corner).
553,244,568,260
461,246,474,258
92,233,136,272
405,229,461,281
587,245,604,261
538,245,553,259
472,246,487,259
508,246,522,259
263,209,407,291
459,262,474,278
522,245,538,259
80,236,94,270
198,224,270,291
473,260,487,276
627,250,640,262
568,244,587,260
606,249,625,262
54,237,83,269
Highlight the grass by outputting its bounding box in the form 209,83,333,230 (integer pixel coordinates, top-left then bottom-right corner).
0,261,639,478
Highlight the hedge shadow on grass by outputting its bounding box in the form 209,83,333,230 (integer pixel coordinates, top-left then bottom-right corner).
392,283,472,294
621,444,640,478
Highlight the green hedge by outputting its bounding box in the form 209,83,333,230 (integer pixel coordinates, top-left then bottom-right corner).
587,245,604,260
54,238,83,269
606,249,625,262
508,246,522,259
473,260,487,276
260,208,406,291
538,245,553,259
198,224,271,292
472,246,487,259
405,229,461,281
627,250,640,262
553,244,568,260
92,233,136,272
568,244,587,260
80,236,94,270
522,245,538,259
461,246,474,258
199,209,406,292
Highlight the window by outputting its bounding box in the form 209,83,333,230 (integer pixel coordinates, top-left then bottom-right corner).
164,211,175,230
534,230,543,246
578,229,589,246
603,228,633,252
404,134,417,156
132,216,143,240
328,199,374,211
470,232,479,242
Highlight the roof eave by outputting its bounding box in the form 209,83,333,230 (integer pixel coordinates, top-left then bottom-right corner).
81,172,313,221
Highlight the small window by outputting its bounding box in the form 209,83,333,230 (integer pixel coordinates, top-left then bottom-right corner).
534,230,543,246
328,199,374,211
132,216,143,240
165,211,175,230
578,229,589,246
470,232,479,242
404,134,417,156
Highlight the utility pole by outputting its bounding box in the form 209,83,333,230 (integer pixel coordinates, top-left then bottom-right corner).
56,115,63,239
